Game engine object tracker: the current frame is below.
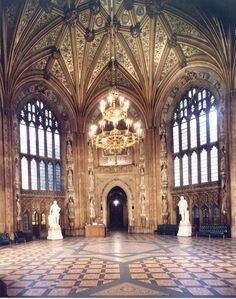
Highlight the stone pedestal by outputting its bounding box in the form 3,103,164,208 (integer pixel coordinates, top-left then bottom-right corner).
177,222,192,237
47,226,63,240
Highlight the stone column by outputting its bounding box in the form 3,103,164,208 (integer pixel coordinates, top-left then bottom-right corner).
144,127,158,231
229,90,236,237
76,132,87,229
1,108,14,238
0,107,6,233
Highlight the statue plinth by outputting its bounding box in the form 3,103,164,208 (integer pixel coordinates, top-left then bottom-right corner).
47,225,63,240
177,221,192,237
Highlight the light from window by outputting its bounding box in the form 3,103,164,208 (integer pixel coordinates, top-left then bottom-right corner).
48,162,54,191
190,115,197,148
38,126,45,156
56,163,61,191
182,155,189,185
40,161,46,191
54,130,60,159
47,128,53,158
209,106,217,143
21,157,29,190
199,111,207,145
29,123,36,155
210,146,218,181
191,152,198,184
172,87,219,188
31,159,38,190
173,122,179,153
20,121,27,154
181,119,188,150
19,100,62,193
174,157,180,187
200,149,208,183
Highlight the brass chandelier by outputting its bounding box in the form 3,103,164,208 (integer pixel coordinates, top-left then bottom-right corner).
88,0,143,154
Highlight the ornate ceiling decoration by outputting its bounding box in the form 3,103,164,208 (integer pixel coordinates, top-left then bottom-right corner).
1,0,235,117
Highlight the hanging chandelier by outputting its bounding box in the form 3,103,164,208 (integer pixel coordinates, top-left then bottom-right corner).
88,86,142,154
88,0,143,155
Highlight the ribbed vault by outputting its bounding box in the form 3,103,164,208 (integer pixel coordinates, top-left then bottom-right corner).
0,0,235,127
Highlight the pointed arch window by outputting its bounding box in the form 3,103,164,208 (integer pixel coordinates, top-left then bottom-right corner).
172,87,219,188
19,100,62,192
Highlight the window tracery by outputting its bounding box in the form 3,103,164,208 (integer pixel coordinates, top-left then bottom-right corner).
19,100,62,192
172,87,219,187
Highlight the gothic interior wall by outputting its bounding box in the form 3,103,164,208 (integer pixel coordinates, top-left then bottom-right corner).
0,0,235,237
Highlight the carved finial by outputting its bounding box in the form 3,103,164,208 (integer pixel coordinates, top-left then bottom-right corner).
130,22,141,38
43,70,50,80
51,47,60,59
85,28,95,42
167,33,177,48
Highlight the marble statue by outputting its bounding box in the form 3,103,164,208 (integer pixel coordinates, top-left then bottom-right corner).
177,196,192,237
47,200,63,240
48,200,61,227
178,196,189,223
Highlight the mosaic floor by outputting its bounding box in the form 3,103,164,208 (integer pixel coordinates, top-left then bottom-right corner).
0,232,236,297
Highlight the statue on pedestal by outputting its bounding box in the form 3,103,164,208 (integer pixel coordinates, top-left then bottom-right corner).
178,195,189,224
47,200,63,240
48,200,61,227
177,196,192,237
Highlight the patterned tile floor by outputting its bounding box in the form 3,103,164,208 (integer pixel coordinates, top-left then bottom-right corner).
0,232,236,297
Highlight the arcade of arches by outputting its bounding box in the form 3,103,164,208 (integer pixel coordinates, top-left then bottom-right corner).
0,0,236,240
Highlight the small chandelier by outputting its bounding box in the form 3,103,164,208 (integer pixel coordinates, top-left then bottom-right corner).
88,86,142,154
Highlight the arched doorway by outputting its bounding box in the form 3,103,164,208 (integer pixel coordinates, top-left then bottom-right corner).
107,186,128,231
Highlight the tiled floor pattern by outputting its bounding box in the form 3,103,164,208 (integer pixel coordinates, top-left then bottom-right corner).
0,233,236,297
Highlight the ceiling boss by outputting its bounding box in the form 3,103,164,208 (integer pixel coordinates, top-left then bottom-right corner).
88,0,143,156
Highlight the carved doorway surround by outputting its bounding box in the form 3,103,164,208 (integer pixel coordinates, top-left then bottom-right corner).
100,179,134,227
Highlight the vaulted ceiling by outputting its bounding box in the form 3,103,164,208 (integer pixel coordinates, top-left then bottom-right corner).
0,0,235,124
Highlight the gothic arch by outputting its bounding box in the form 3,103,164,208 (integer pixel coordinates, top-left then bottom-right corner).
100,179,134,227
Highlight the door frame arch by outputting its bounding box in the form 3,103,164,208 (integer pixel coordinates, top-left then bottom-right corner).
100,179,134,227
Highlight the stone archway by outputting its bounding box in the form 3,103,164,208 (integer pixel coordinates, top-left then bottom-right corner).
100,179,134,227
